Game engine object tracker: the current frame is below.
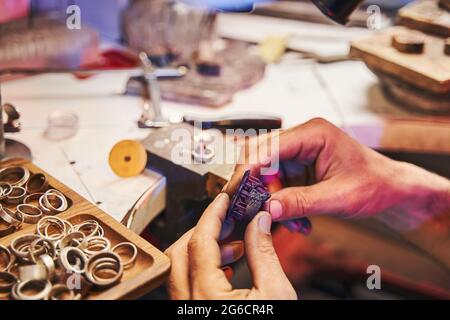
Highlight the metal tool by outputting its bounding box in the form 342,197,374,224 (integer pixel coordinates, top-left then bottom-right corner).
137,52,170,128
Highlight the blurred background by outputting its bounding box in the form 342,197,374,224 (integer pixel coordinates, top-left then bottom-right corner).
1,0,449,300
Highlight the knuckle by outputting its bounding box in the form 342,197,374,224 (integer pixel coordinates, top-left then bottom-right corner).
294,191,310,216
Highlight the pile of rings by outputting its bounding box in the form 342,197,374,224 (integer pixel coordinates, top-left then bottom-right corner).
0,166,69,238
0,216,138,300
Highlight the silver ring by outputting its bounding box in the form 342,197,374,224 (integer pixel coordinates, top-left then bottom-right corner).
25,173,48,194
0,166,30,187
0,272,18,293
37,254,56,279
10,234,42,260
59,247,88,274
12,280,52,300
18,264,48,282
49,284,77,300
23,192,44,205
112,242,138,269
85,252,123,288
16,204,42,224
0,182,12,200
59,231,85,250
0,206,24,228
5,186,27,204
80,236,111,256
42,189,68,213
0,245,15,272
29,237,57,263
36,216,67,241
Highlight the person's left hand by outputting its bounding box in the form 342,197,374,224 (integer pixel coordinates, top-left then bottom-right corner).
164,193,297,300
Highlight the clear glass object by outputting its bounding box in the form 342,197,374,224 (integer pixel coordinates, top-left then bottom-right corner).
43,111,79,141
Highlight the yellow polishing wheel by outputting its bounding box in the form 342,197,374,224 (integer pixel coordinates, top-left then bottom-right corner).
109,140,147,178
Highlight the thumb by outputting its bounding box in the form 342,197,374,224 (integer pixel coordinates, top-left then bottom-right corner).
264,182,340,221
244,211,296,299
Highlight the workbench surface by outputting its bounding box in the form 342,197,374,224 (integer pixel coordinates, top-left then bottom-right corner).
1,16,403,228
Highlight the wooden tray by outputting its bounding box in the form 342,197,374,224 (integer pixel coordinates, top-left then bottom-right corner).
0,158,170,300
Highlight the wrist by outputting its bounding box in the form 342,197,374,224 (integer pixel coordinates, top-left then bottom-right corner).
394,160,450,214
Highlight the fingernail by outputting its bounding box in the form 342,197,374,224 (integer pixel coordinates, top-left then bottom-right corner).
266,200,283,220
258,214,272,235
221,241,244,266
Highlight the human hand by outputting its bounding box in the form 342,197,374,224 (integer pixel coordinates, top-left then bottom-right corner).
165,193,297,300
227,118,450,230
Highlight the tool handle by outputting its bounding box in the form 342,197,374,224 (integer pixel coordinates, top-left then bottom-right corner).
183,114,282,131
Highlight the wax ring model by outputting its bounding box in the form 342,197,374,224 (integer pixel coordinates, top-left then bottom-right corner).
59,247,88,274
0,182,12,201
0,272,18,293
49,284,78,300
25,173,48,194
11,280,52,300
112,242,138,269
18,264,48,282
85,252,123,288
80,236,111,256
0,245,15,272
0,166,30,187
0,206,24,228
16,204,42,224
5,186,27,205
36,216,68,241
29,237,57,263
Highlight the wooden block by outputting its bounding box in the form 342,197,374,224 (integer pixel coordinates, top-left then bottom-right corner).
398,0,450,37
392,33,425,54
350,26,450,95
0,158,170,300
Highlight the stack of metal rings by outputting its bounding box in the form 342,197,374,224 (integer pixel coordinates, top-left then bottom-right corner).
0,216,138,300
0,166,69,238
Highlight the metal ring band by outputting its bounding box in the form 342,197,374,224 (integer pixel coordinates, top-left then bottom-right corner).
36,216,67,241
12,280,52,300
0,182,12,200
25,173,48,194
37,254,56,279
0,245,15,272
10,234,42,259
23,192,44,205
59,231,85,250
112,242,138,269
75,220,101,238
5,186,27,204
42,189,68,213
81,236,111,256
0,166,30,187
0,206,24,228
49,284,76,300
16,204,42,224
59,247,88,274
0,221,16,238
0,271,18,292
29,238,57,263
18,264,48,282
85,252,123,288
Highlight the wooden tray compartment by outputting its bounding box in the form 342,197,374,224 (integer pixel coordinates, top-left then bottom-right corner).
0,158,170,300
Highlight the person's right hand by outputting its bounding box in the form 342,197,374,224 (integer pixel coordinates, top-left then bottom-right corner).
226,118,450,231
